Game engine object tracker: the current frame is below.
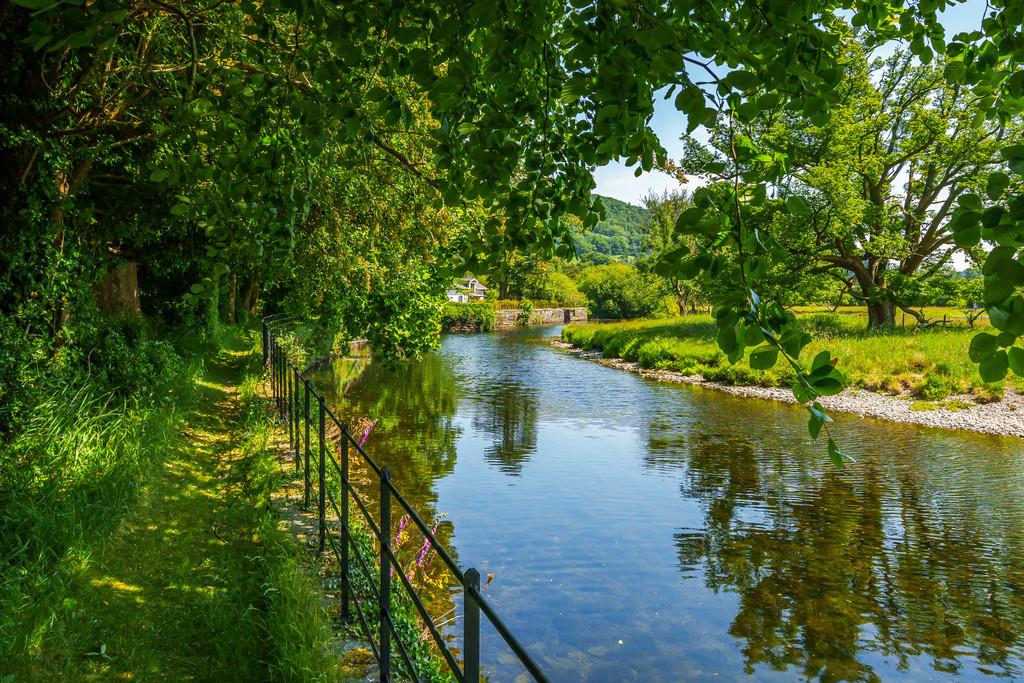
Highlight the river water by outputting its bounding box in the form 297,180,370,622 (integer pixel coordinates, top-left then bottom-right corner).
314,326,1024,682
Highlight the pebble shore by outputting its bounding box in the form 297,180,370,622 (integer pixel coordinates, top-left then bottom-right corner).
551,340,1024,438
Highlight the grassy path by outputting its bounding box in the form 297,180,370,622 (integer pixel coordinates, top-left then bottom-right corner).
30,334,280,681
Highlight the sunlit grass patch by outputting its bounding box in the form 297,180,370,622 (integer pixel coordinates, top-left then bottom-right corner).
564,312,1017,401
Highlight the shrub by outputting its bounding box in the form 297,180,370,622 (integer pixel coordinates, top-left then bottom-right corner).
577,263,664,319
517,299,534,325
440,302,495,332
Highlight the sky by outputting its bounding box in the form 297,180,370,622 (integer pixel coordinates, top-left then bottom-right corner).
592,0,991,206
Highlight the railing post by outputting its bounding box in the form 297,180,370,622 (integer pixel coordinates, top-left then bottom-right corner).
293,368,301,471
270,341,276,407
464,568,481,683
318,396,326,555
274,344,280,413
286,364,293,450
262,320,269,368
379,467,392,683
341,424,350,620
303,379,311,509
278,347,285,420
289,367,297,458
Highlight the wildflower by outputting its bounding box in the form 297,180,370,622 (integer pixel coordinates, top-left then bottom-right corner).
358,419,378,447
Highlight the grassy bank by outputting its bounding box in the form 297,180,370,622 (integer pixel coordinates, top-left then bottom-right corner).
563,313,1016,402
1,329,342,681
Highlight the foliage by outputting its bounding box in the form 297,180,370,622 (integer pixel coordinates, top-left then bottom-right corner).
440,302,496,332
577,263,665,319
5,0,1024,462
521,270,587,307
574,194,652,263
680,39,1020,330
517,298,535,325
638,189,711,313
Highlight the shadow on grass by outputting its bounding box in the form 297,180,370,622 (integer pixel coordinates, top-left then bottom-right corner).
28,337,277,681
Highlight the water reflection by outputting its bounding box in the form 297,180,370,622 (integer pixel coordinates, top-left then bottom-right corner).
322,353,461,502
314,328,1024,682
471,381,538,476
657,417,1024,680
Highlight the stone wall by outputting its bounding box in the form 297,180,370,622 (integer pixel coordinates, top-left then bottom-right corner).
494,307,588,329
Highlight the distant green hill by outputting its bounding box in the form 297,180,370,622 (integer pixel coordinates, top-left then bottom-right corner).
574,194,651,263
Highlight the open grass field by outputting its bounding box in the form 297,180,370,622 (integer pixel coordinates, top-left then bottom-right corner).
563,310,1017,402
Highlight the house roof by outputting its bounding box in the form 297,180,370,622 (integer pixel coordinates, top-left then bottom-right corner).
454,277,487,290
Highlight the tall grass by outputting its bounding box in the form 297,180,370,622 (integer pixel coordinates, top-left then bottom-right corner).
0,376,194,662
234,369,345,682
563,313,1015,400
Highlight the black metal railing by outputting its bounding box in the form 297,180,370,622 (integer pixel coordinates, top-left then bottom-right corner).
262,319,550,683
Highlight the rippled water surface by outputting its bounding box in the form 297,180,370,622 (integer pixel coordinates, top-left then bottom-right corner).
314,326,1024,682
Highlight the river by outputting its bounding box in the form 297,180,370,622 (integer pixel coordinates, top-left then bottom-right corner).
313,326,1024,682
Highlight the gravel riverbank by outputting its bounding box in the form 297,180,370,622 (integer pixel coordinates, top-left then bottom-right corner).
552,340,1024,438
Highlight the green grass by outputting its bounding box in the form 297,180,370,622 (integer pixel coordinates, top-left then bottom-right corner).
1,329,344,681
563,312,1017,401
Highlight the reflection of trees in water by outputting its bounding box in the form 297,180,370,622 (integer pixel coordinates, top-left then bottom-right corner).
322,352,463,646
331,352,461,505
471,381,538,476
657,428,1024,680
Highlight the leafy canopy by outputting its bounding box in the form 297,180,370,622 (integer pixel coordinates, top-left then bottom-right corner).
5,0,1024,459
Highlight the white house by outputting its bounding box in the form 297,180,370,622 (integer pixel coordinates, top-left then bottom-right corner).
446,277,488,303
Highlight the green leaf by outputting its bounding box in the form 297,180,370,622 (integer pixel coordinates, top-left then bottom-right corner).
792,381,811,404
811,350,832,372
189,284,205,295
827,439,845,468
808,413,823,439
968,332,998,362
958,193,983,211
810,375,844,396
717,324,738,354
749,345,778,370
987,172,1010,200
1000,144,1024,161
785,196,810,215
1008,347,1024,377
979,350,1009,382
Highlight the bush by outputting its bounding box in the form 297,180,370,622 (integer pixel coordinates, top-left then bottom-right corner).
523,271,588,307
517,299,534,325
577,263,664,319
440,302,495,332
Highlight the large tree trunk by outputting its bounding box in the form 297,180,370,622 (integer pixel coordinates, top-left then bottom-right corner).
849,259,897,329
227,273,237,324
866,299,896,328
95,261,142,316
241,276,260,318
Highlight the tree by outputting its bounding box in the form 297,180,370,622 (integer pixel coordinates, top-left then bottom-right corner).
681,41,1022,328
641,189,710,314
577,263,664,319
522,268,587,307
5,0,1024,455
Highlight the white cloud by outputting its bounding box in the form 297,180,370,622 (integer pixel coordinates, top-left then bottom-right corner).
592,163,706,206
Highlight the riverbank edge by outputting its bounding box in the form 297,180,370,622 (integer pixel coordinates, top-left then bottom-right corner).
551,340,1024,438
